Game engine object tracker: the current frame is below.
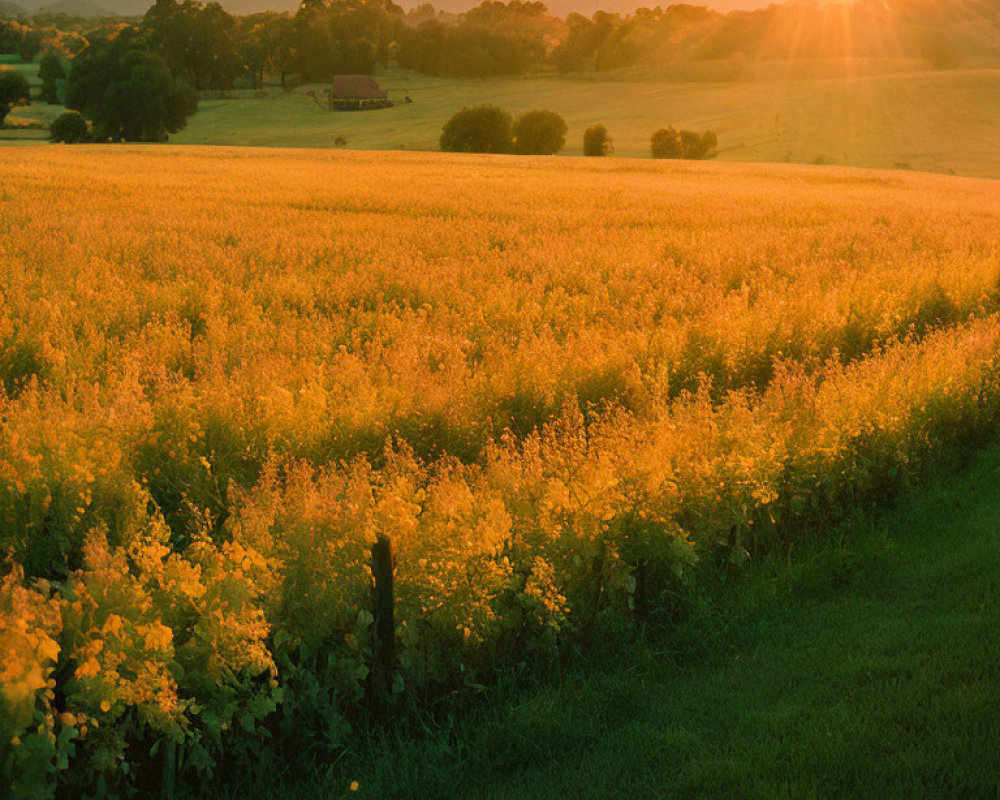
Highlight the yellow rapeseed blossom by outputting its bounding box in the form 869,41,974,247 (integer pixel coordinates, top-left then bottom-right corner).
0,147,999,791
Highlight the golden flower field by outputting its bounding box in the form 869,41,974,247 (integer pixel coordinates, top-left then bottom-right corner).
1,147,999,795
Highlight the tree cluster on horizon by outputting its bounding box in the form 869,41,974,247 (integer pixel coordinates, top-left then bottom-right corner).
3,0,996,89
65,25,197,141
2,0,997,143
439,104,567,154
651,126,717,160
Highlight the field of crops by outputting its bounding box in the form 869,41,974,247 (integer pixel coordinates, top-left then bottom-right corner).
1,147,999,795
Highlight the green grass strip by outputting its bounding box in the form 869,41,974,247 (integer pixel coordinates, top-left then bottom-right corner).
304,442,1000,800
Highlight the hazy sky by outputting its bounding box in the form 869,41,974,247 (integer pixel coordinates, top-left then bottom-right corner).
708,0,769,8
424,0,767,15
16,0,771,22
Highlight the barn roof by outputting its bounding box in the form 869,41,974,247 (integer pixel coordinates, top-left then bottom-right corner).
331,75,387,100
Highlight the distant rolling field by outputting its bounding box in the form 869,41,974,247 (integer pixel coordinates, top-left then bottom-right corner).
165,66,1000,178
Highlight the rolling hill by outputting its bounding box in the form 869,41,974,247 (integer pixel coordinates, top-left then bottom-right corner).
33,0,113,15
169,66,1000,179
0,0,26,16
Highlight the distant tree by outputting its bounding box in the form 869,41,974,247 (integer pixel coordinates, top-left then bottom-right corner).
650,126,682,158
237,12,294,90
406,2,436,23
42,29,89,59
396,17,535,79
700,130,718,158
552,12,605,74
512,109,566,155
38,51,65,104
679,129,702,157
66,30,197,141
652,127,717,159
17,28,41,61
551,44,586,74
49,109,88,142
291,0,398,82
0,70,29,124
462,0,547,27
440,104,513,153
0,21,29,55
143,0,242,91
583,122,612,156
682,129,717,159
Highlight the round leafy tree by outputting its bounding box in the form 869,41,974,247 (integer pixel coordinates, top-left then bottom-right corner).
652,127,718,160
49,110,89,143
583,123,612,157
0,70,30,125
512,109,567,155
66,29,197,143
650,127,683,159
38,52,66,105
690,130,718,160
440,105,513,154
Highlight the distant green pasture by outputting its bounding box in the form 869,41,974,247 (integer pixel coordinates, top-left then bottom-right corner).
171,66,1000,178
4,61,999,177
0,58,52,142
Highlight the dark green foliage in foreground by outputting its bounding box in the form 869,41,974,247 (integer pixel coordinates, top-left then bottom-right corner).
0,336,49,398
439,105,513,154
66,28,197,142
253,444,1000,800
512,109,567,155
49,109,88,142
582,123,612,156
0,68,29,124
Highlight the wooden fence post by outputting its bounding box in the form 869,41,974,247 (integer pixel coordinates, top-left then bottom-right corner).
370,533,395,716
161,739,176,800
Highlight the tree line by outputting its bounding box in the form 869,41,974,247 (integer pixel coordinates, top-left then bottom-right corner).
1,0,562,92
3,0,990,93
3,0,992,143
437,104,717,160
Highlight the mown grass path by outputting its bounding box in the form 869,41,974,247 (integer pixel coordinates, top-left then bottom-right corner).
324,446,1000,800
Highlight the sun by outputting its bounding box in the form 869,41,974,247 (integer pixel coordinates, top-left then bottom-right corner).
758,0,912,76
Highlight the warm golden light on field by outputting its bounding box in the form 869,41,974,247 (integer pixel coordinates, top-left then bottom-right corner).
2,145,999,794
2,0,999,788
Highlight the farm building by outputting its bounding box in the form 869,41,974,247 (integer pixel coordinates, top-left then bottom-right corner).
328,75,392,111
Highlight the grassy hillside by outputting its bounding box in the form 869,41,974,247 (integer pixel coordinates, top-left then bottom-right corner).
34,0,114,15
0,59,61,143
4,58,1000,178
170,66,1000,178
300,440,1000,800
